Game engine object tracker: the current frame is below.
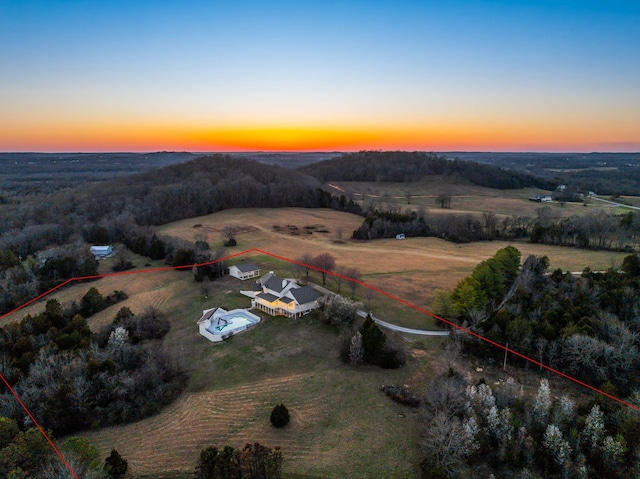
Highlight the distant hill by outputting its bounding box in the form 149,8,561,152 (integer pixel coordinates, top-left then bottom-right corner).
0,151,197,193
0,154,362,255
300,151,556,190
445,151,640,195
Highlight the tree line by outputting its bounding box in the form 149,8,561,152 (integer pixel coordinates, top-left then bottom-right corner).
0,290,186,437
351,205,638,251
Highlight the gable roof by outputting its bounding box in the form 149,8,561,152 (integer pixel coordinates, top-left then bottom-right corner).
263,275,290,293
90,245,113,253
233,262,260,273
290,285,320,305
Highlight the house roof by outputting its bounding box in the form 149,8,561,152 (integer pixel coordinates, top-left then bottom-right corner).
263,275,290,293
279,297,294,304
233,263,260,273
90,245,113,253
258,272,274,285
257,292,279,303
290,285,320,304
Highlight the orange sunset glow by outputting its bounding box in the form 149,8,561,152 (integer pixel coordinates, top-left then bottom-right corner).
1,1,638,153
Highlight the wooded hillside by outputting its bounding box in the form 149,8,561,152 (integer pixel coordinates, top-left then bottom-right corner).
300,151,557,190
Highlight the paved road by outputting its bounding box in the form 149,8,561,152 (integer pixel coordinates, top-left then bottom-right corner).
309,282,450,337
590,195,640,211
356,310,450,336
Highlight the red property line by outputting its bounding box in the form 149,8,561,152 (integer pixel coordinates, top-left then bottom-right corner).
251,248,640,413
0,373,79,479
0,248,253,477
1,246,638,475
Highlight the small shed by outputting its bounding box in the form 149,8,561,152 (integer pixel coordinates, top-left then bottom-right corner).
229,262,261,280
90,245,114,260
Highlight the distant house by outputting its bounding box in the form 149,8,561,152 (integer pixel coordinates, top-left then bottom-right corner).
228,262,261,280
528,195,553,203
90,245,114,260
396,233,406,240
244,272,321,318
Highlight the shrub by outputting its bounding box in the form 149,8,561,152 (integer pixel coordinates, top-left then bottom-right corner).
270,403,290,428
380,385,421,407
379,344,406,369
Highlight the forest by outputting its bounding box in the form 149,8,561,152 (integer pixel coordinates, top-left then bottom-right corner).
300,151,556,190
434,249,640,392
424,249,640,478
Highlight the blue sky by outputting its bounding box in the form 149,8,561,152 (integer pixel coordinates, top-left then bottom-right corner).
1,0,638,151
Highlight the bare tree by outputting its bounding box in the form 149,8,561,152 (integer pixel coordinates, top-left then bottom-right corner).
421,411,479,475
201,277,211,298
343,267,362,299
312,252,336,285
333,266,347,293
483,211,497,238
435,193,451,209
349,331,363,366
296,252,314,280
112,245,133,272
222,225,238,246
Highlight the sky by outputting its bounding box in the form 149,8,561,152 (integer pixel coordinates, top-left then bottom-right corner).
1,0,639,152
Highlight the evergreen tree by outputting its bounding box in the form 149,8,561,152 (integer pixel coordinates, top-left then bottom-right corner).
360,315,385,365
270,404,290,428
104,449,127,478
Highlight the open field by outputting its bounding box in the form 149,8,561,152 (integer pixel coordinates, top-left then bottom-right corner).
326,178,629,218
3,206,634,478
161,208,630,324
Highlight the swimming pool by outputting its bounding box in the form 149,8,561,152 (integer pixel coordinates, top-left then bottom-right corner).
198,308,261,342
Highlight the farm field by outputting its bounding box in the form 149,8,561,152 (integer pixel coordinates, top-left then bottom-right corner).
160,208,629,322
3,207,633,478
326,179,584,217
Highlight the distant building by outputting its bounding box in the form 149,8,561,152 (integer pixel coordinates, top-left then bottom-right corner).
90,245,114,260
528,196,552,203
396,233,406,240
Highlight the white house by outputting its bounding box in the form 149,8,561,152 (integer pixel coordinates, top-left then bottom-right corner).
246,273,321,318
89,245,114,260
228,263,261,280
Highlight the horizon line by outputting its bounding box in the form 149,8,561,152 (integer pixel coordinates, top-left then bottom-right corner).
2,149,639,155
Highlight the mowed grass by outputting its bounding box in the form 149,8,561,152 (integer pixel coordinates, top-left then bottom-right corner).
4,206,633,478
83,308,427,478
